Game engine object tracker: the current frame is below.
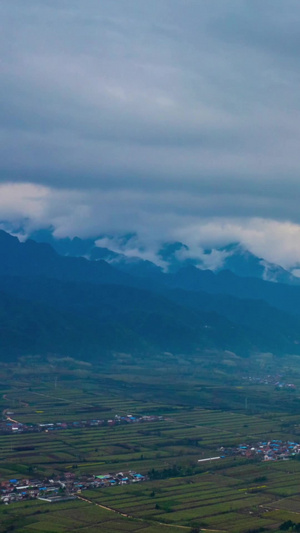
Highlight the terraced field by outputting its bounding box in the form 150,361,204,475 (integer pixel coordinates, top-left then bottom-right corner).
1,356,300,532
0,397,295,479
0,497,185,533
82,463,300,531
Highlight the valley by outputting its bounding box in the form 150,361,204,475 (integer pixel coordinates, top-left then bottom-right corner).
1,231,300,532
1,355,300,532
2,1,299,531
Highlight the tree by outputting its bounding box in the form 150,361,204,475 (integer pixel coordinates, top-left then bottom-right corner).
279,522,293,531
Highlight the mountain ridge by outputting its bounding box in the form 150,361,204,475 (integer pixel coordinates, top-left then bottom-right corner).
28,228,300,285
1,229,300,360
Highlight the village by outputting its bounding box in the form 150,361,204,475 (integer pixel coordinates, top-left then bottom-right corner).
221,440,300,461
0,470,146,505
242,374,296,389
0,413,164,435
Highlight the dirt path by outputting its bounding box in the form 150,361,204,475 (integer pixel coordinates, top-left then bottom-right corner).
2,394,23,425
2,388,92,424
77,494,224,531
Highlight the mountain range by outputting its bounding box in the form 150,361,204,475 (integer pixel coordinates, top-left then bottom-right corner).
1,228,300,360
30,229,300,285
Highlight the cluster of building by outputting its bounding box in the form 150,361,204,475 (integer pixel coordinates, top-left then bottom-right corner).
242,375,296,389
221,440,300,461
0,414,164,435
0,470,146,505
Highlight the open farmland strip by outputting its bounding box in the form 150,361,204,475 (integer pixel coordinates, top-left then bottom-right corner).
126,492,251,515
264,496,300,512
101,487,245,511
153,494,273,523
205,514,277,531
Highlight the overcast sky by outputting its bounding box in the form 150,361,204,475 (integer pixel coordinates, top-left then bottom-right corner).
1,0,300,267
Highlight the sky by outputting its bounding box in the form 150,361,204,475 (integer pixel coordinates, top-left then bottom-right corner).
1,0,300,268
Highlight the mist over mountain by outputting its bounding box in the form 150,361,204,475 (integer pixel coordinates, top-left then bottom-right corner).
30,228,300,285
0,230,134,287
0,228,300,360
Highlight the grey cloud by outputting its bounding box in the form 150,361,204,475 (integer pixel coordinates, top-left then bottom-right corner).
211,0,300,61
2,182,300,269
1,1,300,264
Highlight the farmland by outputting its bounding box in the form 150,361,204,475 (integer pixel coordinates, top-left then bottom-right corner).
1,353,300,532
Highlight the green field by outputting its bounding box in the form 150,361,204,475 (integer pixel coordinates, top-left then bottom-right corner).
1,354,300,532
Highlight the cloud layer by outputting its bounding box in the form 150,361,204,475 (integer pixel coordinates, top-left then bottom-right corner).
1,1,300,266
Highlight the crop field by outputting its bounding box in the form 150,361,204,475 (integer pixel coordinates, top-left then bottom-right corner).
0,497,185,533
0,397,297,479
1,355,300,531
81,462,300,531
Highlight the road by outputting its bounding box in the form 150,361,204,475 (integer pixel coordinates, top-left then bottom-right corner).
77,494,224,531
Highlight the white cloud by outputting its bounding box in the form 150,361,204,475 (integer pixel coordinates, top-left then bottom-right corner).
176,218,300,269
1,1,300,267
2,182,300,270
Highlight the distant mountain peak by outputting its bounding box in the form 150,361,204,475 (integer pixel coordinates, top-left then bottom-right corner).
158,241,188,258
2,228,300,359
24,228,300,286
0,229,17,242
